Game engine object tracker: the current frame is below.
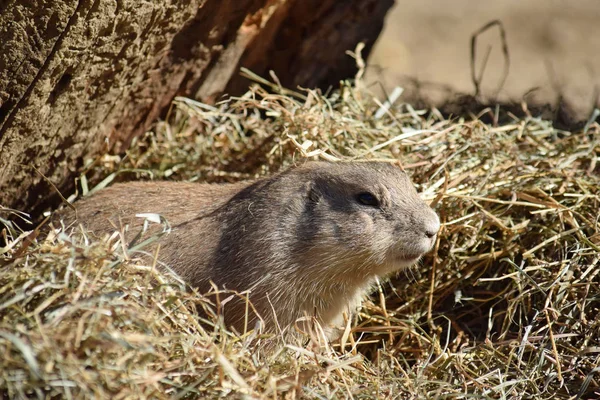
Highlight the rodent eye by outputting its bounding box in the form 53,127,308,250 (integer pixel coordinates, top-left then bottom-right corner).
356,192,380,207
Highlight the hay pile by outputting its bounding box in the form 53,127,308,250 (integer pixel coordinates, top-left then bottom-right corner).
1,67,599,398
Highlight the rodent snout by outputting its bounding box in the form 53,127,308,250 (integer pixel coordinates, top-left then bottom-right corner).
396,207,440,258
423,211,441,239
418,208,440,244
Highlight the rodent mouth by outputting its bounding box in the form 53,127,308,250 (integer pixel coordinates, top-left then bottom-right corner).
395,253,423,263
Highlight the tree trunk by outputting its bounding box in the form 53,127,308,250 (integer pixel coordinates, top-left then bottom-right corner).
0,0,393,216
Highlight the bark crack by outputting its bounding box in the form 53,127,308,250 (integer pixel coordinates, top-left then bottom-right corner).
0,0,86,140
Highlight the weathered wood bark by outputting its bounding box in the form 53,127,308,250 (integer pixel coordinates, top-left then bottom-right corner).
0,0,393,216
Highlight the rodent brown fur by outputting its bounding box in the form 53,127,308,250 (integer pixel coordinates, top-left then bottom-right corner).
53,161,440,336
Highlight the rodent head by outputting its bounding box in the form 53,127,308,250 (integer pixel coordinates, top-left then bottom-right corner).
289,162,440,277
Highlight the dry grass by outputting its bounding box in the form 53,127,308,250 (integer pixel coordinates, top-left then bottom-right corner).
1,63,599,399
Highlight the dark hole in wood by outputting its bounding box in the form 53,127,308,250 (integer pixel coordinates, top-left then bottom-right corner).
48,72,73,104
0,99,12,126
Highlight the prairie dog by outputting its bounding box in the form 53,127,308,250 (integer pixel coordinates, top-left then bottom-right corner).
55,161,440,336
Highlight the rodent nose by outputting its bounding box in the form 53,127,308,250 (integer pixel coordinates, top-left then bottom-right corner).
423,212,440,239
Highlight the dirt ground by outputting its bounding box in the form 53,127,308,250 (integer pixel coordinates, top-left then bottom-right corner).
367,0,600,121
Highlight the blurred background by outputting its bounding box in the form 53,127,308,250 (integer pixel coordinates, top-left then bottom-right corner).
366,0,600,122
